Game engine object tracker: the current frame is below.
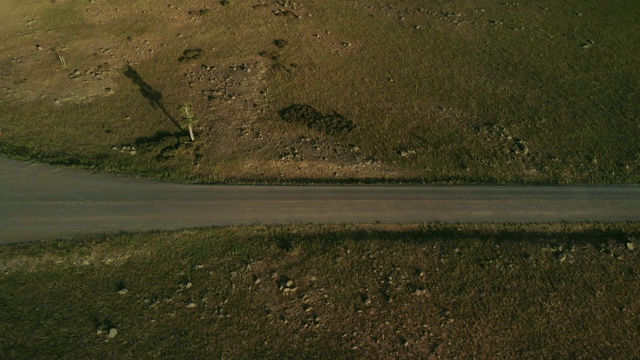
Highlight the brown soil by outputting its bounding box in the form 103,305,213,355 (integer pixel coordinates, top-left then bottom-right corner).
1,223,640,358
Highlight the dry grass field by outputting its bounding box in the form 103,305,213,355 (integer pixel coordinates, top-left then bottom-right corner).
1,223,640,359
2,2,639,357
1,0,638,183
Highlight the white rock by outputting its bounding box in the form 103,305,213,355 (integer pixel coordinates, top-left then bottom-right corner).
108,328,118,338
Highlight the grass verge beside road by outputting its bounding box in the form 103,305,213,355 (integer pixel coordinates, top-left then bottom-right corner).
1,223,639,358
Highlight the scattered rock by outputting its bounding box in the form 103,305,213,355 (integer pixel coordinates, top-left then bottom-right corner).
187,302,197,308
69,69,81,80
279,276,298,293
396,148,416,157
627,242,635,251
118,288,129,295
581,40,594,49
273,9,299,18
556,252,567,263
112,145,137,155
399,336,409,346
108,328,118,338
360,293,372,304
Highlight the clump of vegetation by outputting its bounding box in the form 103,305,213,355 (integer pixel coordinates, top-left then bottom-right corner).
178,48,203,63
279,104,355,135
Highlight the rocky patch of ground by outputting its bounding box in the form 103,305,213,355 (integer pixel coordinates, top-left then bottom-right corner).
1,224,639,358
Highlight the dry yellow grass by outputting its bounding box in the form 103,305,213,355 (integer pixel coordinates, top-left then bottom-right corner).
1,0,638,183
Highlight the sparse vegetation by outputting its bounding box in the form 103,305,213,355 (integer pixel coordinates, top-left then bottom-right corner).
1,223,639,358
0,0,638,183
2,1,638,357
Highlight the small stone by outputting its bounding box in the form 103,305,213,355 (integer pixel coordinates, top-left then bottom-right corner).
627,243,635,251
556,252,567,263
286,280,294,287
185,282,192,289
108,328,118,338
187,303,197,308
254,278,261,285
118,288,128,295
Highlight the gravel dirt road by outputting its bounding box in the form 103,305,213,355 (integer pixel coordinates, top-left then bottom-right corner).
1,157,639,243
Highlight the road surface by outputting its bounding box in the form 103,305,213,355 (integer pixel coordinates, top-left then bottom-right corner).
1,157,639,243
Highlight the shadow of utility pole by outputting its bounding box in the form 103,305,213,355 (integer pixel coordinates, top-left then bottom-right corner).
123,65,185,132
